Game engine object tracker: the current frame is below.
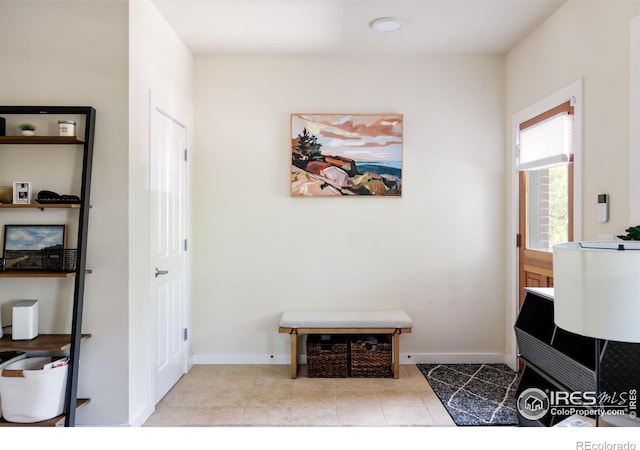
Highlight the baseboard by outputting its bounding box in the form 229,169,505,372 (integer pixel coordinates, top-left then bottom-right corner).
191,352,510,366
504,352,519,371
74,421,134,427
192,353,294,365
403,353,511,365
74,407,150,427
129,403,155,427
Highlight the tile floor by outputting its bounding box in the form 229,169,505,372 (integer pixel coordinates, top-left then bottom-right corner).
143,364,456,427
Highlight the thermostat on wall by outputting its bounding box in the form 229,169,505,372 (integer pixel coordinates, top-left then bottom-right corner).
598,194,609,223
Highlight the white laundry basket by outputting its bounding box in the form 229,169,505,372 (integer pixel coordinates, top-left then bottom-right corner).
0,351,27,419
0,356,68,423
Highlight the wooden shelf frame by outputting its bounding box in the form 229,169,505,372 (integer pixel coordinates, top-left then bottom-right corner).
0,105,95,427
0,203,81,209
0,136,85,145
0,270,91,278
0,334,91,352
0,399,90,427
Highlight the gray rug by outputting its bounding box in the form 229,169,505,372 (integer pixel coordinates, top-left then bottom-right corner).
417,363,520,426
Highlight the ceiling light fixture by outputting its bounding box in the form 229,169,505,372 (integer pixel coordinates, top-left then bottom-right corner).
370,17,403,33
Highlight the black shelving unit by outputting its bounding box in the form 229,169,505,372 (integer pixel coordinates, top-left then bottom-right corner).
515,287,640,426
0,106,95,427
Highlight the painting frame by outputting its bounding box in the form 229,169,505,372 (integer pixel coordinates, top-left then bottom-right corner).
291,113,403,197
2,224,66,271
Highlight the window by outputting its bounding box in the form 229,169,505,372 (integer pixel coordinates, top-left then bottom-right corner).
518,100,574,252
525,164,569,250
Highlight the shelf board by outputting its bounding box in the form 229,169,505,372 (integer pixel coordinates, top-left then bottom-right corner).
0,203,81,209
0,136,85,145
0,399,90,427
0,334,91,352
0,270,92,278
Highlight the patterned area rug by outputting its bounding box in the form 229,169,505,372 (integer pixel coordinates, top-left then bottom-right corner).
417,363,520,426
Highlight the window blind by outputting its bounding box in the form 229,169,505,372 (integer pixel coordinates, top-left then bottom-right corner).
517,101,574,171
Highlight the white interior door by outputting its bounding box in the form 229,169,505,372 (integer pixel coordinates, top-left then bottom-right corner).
150,99,188,403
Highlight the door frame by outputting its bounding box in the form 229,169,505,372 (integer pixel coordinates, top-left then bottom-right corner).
148,90,191,404
507,79,583,369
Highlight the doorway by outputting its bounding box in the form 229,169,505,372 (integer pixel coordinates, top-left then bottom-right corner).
517,100,574,307
509,80,583,367
149,97,189,403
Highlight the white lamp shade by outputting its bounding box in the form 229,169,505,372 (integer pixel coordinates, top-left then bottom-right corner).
553,241,640,343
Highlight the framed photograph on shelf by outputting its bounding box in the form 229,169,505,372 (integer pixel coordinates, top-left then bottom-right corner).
2,224,65,270
12,181,31,204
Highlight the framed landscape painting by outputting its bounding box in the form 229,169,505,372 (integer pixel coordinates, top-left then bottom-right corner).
2,224,65,270
291,113,403,196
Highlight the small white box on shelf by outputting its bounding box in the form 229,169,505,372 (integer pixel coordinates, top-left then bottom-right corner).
12,300,38,340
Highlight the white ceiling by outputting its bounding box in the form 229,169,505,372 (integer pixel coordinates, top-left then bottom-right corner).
150,0,567,56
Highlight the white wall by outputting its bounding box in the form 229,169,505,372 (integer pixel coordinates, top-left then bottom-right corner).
504,1,640,362
128,0,193,426
0,1,129,425
192,55,507,363
506,0,640,239
631,15,640,225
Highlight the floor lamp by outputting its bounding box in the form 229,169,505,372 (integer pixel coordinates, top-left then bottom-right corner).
553,241,640,426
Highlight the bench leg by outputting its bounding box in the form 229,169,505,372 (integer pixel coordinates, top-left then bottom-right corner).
392,330,400,379
290,329,298,379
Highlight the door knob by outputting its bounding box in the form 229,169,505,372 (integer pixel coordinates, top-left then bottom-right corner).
155,267,169,278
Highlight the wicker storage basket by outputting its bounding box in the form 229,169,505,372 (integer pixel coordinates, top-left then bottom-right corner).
306,335,348,378
41,248,77,272
350,335,392,378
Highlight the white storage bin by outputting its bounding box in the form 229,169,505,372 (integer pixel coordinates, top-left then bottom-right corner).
0,356,68,423
0,351,27,419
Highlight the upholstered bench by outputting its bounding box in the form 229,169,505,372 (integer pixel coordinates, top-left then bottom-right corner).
278,310,413,379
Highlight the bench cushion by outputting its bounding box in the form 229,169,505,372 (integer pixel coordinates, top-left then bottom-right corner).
279,310,413,329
